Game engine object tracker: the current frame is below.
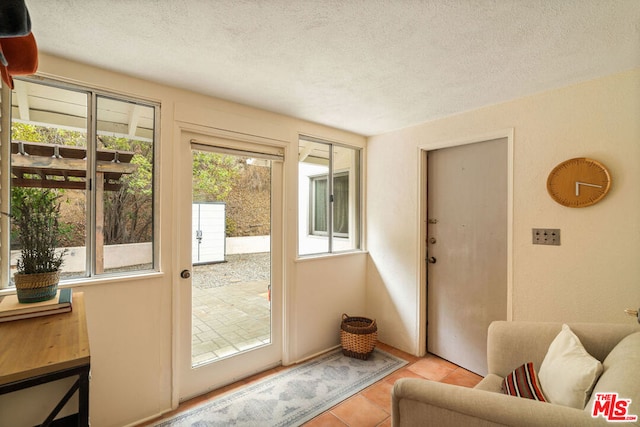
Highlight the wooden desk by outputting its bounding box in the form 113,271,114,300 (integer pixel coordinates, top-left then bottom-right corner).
0,292,90,426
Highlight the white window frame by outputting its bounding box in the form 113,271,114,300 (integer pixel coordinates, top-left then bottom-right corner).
298,136,361,256
0,77,160,288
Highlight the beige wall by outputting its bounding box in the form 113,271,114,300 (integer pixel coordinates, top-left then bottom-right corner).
0,54,366,427
366,68,640,355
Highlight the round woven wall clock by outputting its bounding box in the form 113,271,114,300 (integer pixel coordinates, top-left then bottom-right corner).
546,158,611,208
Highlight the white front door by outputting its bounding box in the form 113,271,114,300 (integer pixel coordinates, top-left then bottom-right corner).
177,131,283,401
426,138,508,376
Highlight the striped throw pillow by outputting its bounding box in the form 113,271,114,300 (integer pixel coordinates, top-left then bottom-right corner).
501,362,547,401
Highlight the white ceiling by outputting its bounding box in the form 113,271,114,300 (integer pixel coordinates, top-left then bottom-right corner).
25,0,640,136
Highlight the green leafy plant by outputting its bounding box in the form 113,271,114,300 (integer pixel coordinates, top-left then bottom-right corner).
11,188,66,274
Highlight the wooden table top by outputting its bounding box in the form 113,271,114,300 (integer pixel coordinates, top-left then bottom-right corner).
0,292,90,386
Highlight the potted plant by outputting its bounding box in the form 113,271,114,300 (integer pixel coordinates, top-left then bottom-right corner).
11,187,66,303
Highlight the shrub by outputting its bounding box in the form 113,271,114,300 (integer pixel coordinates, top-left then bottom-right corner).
11,188,66,274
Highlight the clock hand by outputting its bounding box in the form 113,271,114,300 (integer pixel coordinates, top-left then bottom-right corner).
575,181,603,196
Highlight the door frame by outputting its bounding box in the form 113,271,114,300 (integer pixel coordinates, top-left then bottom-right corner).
171,122,289,407
416,129,515,354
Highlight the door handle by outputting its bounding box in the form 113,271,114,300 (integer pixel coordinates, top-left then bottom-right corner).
180,269,191,279
427,257,437,264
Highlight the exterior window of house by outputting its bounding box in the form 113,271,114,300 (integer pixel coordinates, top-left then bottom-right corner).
310,172,349,237
298,137,360,256
1,78,158,288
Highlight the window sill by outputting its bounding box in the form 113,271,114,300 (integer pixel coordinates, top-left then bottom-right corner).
0,271,164,295
295,250,368,263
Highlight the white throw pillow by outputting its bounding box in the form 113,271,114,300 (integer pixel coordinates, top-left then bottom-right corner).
538,324,603,409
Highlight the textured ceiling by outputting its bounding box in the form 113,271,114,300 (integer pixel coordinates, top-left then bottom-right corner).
25,0,640,136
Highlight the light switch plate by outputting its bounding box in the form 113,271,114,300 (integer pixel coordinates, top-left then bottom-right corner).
532,228,561,246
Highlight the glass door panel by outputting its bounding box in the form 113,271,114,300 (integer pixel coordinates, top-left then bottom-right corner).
190,150,272,366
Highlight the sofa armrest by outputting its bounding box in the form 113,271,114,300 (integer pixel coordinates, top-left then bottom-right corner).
392,378,609,427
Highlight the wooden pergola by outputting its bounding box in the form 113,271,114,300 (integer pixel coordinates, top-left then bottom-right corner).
11,140,137,189
11,140,138,273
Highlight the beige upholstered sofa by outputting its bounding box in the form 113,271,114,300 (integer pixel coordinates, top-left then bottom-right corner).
392,321,640,426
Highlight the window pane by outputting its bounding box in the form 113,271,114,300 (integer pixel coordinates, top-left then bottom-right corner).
96,96,155,274
312,178,327,233
10,81,88,281
332,145,360,252
298,140,329,255
333,174,349,235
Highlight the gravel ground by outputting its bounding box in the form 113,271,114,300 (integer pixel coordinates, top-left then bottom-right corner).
192,252,271,289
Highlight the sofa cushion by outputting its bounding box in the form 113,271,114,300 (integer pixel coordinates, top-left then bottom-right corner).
501,362,547,401
539,324,603,409
585,331,640,421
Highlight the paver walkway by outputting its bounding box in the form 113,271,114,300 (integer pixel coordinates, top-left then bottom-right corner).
191,266,271,365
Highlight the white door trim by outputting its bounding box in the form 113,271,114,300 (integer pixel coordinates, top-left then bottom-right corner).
416,129,514,356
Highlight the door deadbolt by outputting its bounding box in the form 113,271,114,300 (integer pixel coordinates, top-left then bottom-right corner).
427,257,437,264
429,237,437,244
180,269,191,279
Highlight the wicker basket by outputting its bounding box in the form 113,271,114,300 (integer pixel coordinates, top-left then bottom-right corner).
14,271,60,303
340,313,378,360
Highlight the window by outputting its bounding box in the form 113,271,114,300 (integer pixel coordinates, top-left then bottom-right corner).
1,78,158,287
298,137,360,255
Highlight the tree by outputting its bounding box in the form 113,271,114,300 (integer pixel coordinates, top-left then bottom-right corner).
192,151,240,203
100,135,154,244
12,122,86,147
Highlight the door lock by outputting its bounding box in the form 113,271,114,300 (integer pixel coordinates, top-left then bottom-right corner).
427,257,437,264
180,269,191,279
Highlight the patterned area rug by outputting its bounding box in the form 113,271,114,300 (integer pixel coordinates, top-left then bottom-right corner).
155,348,407,426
